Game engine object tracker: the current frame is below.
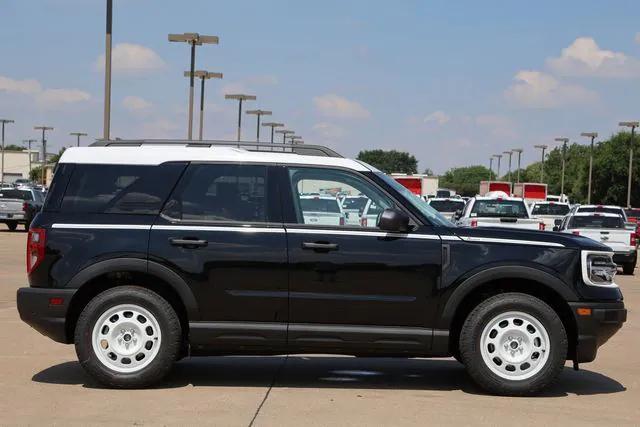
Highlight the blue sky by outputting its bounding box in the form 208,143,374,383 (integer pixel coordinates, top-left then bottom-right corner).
2,0,640,173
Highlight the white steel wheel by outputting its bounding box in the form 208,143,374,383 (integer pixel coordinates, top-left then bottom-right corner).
480,311,550,381
91,304,162,373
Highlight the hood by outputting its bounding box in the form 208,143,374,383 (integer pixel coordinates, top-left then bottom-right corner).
451,226,610,251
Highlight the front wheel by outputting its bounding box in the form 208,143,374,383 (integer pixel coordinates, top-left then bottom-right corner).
459,293,567,396
75,286,182,388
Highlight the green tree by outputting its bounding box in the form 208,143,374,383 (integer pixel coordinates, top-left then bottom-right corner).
2,144,25,151
440,165,494,196
356,149,418,174
29,148,66,183
422,167,435,176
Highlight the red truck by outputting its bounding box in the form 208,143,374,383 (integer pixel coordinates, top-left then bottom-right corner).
513,182,547,203
478,181,512,196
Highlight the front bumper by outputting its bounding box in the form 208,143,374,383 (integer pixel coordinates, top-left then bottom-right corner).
17,287,77,344
569,301,627,363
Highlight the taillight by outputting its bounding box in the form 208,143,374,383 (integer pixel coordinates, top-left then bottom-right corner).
360,217,367,227
539,222,546,231
26,227,46,275
22,202,28,212
572,230,580,236
631,233,637,247
470,219,478,227
339,216,345,226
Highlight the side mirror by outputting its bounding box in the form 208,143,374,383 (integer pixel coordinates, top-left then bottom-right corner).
554,219,562,226
552,226,560,232
378,208,410,233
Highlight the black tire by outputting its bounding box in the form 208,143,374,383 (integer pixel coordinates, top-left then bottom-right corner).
74,286,182,388
6,221,17,231
24,221,31,231
459,292,567,396
623,261,636,275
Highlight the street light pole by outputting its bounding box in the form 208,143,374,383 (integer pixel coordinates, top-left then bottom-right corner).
276,129,294,143
489,157,494,180
225,94,256,142
34,126,54,186
184,70,223,140
493,154,502,178
262,122,284,144
70,132,88,147
619,121,639,208
289,135,302,144
246,110,272,142
23,139,37,179
554,138,569,197
534,144,548,182
169,33,220,140
581,132,598,204
103,0,112,140
0,119,15,184
503,150,513,183
512,148,523,183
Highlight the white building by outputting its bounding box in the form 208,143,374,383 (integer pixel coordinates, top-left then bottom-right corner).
0,149,55,184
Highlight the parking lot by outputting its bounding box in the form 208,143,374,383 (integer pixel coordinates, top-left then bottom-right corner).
0,229,638,426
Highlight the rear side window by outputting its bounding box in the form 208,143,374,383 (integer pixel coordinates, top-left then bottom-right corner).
60,163,186,215
0,189,32,200
162,163,270,223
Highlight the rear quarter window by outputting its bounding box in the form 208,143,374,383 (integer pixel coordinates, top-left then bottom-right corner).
59,163,186,215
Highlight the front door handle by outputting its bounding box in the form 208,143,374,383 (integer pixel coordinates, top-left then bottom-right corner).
302,242,339,252
169,237,208,248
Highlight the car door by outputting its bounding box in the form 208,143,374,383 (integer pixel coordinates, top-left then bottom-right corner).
148,163,288,352
281,166,442,354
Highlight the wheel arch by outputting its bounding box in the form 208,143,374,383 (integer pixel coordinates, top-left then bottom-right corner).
63,258,199,343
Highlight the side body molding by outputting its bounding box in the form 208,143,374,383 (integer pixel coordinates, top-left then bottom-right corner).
438,265,579,329
65,258,200,320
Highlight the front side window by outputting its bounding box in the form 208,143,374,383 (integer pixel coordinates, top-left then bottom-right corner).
163,164,269,223
288,168,394,228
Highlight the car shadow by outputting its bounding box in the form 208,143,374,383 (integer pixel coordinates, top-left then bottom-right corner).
32,356,625,397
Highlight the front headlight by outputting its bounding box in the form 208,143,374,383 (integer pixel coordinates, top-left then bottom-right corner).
581,250,618,287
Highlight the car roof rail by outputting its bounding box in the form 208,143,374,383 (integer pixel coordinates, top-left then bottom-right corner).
89,139,343,158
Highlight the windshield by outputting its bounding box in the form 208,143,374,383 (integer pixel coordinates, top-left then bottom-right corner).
300,198,341,213
569,216,625,229
0,189,32,201
375,172,453,226
471,200,529,218
429,200,465,212
341,197,368,213
532,203,570,216
578,207,624,216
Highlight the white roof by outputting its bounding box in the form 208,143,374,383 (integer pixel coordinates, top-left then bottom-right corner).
59,146,370,172
572,212,622,218
576,205,623,210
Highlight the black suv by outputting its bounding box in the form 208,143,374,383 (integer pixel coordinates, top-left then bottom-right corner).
17,141,626,395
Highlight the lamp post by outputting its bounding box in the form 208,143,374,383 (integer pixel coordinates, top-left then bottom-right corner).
503,150,513,183
262,122,284,143
554,138,569,197
184,70,223,140
225,94,256,142
488,157,494,180
493,154,503,178
275,129,294,143
0,119,15,184
619,121,639,208
34,126,54,186
103,0,113,140
169,33,219,140
512,148,523,183
580,132,598,204
70,132,88,147
23,139,37,178
534,144,548,182
246,110,272,142
289,135,302,144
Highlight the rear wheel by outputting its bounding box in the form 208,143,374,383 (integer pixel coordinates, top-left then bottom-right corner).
459,293,567,396
74,286,182,388
6,221,17,231
623,259,636,275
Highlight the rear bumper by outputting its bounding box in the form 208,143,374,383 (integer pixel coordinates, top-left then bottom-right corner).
613,251,636,265
569,301,626,363
0,213,25,221
17,287,76,344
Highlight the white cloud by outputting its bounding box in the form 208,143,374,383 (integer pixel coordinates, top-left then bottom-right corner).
219,82,250,96
423,110,450,125
504,70,597,108
313,94,370,119
0,75,90,109
0,75,41,94
475,114,517,138
94,43,166,74
122,95,153,112
312,122,345,139
547,37,640,78
37,89,90,107
139,118,181,139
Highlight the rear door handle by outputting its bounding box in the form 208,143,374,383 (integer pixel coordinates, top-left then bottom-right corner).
302,242,339,252
169,237,208,248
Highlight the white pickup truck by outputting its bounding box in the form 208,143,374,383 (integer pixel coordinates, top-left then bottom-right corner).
0,187,45,231
531,201,571,231
299,195,345,226
427,198,466,221
557,212,637,275
456,194,545,230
